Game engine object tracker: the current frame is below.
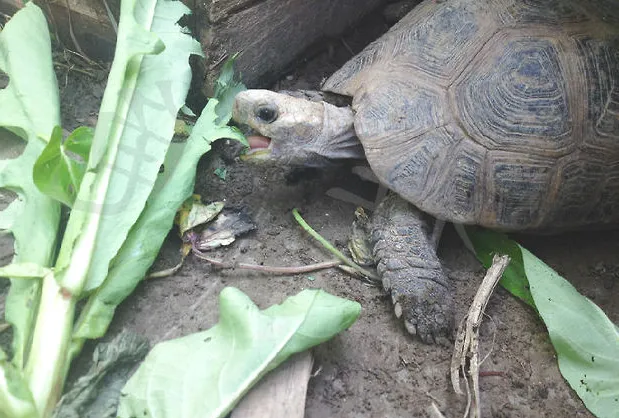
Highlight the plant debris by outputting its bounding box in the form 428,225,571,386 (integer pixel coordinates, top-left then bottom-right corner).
193,207,256,251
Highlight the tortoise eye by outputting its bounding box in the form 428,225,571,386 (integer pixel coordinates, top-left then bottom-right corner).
255,105,279,124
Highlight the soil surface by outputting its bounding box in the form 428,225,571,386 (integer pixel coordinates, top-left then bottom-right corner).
3,4,619,418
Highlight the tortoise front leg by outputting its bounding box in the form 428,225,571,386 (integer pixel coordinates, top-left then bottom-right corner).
370,193,454,344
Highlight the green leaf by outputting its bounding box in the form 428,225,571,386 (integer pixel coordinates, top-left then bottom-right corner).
33,126,93,207
18,3,202,414
53,0,202,294
0,3,62,368
213,167,227,180
521,246,619,417
70,99,245,353
0,2,60,141
117,287,361,418
212,55,247,123
466,228,619,417
0,138,60,368
465,227,535,307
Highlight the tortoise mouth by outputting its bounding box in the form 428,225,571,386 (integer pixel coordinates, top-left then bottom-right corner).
241,133,273,160
247,135,271,150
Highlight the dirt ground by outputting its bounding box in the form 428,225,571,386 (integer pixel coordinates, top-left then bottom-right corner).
3,4,619,418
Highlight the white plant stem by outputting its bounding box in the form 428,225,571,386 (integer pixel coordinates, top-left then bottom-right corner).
24,272,77,418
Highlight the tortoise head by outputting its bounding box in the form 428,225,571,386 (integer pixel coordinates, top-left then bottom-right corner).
232,90,364,166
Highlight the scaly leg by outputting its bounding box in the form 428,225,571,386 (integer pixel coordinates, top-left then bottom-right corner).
370,193,453,344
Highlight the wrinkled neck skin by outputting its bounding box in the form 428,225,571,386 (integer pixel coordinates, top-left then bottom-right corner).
312,102,365,165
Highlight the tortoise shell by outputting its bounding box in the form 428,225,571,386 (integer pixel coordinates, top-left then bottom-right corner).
322,0,619,231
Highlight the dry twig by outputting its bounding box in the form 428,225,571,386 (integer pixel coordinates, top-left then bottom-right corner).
192,248,341,275
451,254,510,418
64,0,92,62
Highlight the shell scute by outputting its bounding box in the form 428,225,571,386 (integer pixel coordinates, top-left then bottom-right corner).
453,33,574,157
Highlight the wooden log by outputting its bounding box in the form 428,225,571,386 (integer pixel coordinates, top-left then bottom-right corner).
0,0,384,93
187,0,385,94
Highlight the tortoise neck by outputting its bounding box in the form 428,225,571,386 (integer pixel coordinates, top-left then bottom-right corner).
318,102,364,161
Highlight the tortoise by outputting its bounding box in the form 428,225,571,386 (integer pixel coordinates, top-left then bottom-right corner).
231,0,619,343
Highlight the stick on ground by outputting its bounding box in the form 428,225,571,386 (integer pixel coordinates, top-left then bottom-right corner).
451,254,510,418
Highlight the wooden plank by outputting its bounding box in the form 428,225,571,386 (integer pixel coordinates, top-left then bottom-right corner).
232,351,314,418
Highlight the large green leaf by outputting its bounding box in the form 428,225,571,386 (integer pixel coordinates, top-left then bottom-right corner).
16,2,201,414
0,3,62,368
466,228,619,417
521,246,619,417
117,287,361,418
0,2,60,140
70,99,245,353
52,0,201,295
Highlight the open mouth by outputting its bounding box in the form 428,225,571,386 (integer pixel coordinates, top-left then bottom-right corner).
247,135,271,150
242,134,273,159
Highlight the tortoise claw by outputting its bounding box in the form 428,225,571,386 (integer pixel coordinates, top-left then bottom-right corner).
386,274,454,344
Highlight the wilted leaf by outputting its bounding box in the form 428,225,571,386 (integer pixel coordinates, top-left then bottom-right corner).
174,119,192,138
117,287,361,418
53,332,149,418
194,207,256,250
177,198,224,236
347,207,374,266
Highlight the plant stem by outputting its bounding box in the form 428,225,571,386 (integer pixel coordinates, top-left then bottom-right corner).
292,208,378,281
24,273,76,418
192,248,341,274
